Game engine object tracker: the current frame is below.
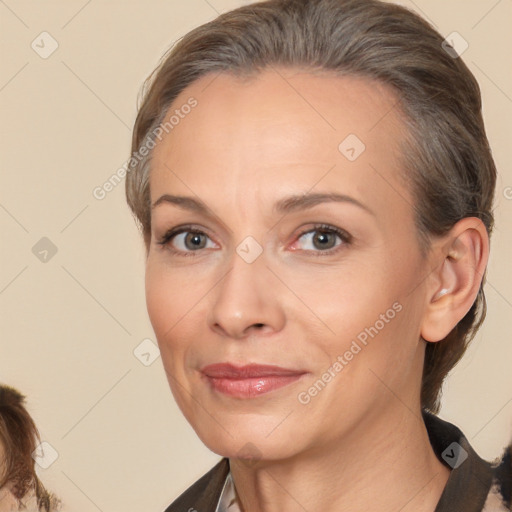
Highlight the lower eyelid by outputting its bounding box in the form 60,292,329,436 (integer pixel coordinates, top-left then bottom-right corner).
158,225,351,255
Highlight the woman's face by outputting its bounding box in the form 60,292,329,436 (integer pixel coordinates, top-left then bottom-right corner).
146,68,434,460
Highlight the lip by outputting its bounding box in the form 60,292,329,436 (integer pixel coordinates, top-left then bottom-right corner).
200,363,307,398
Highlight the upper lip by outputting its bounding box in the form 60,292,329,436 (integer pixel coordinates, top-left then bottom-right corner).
200,363,306,379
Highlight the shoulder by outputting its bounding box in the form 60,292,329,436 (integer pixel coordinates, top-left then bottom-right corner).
484,443,512,511
163,458,230,512
422,410,511,511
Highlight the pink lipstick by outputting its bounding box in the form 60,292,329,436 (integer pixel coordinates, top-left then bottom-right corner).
201,363,307,398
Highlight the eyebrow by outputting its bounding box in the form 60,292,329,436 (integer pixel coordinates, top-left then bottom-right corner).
151,192,375,217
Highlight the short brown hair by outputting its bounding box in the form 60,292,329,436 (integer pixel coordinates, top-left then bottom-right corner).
125,0,497,413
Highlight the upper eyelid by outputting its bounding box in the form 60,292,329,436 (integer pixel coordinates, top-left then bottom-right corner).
159,224,344,238
158,224,350,249
157,225,217,245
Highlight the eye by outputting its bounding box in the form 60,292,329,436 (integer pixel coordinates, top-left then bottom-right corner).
291,224,351,255
156,226,216,256
156,223,351,257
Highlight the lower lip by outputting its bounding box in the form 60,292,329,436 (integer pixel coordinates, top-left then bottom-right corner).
204,374,305,398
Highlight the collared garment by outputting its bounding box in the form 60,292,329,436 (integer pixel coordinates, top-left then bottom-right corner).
164,411,511,512
215,472,239,512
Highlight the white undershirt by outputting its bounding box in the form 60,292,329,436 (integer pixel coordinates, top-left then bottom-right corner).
215,472,241,512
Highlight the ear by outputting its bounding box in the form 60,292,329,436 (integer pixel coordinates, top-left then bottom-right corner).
420,217,489,343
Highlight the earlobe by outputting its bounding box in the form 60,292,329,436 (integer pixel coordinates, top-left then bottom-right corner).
420,218,489,343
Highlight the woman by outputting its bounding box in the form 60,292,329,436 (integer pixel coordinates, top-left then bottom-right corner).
0,385,60,512
125,0,511,510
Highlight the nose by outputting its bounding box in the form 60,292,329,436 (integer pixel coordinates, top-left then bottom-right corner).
207,250,286,340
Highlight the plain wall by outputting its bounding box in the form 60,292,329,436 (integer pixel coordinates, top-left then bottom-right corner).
1,1,511,510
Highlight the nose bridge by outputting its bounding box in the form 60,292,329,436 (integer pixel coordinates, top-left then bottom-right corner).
208,245,284,338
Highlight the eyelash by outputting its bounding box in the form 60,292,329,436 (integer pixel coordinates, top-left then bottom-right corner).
156,223,352,258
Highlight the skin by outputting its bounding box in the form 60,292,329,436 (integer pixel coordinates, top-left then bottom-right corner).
0,442,18,512
145,68,488,512
0,488,18,512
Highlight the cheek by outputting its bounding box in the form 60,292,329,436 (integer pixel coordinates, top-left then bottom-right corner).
145,262,189,362
145,266,170,335
293,266,393,339
145,260,195,333
301,260,416,371
145,260,209,373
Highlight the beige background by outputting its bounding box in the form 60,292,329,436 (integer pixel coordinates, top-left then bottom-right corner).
0,1,511,510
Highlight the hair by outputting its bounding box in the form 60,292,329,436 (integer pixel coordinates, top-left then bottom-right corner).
125,0,497,413
0,385,60,511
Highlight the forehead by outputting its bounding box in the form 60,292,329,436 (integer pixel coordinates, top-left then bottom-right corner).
154,67,405,155
150,68,413,225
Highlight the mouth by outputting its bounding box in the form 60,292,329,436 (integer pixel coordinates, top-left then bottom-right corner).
200,363,308,398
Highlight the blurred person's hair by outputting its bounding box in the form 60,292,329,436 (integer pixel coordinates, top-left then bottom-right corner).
0,385,60,511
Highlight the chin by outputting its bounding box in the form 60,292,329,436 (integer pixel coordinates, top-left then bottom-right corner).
189,413,308,462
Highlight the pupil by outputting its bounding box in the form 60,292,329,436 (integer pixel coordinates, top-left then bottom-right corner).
187,233,204,249
314,231,333,249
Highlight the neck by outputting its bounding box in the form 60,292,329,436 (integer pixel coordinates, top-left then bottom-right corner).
229,405,451,512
